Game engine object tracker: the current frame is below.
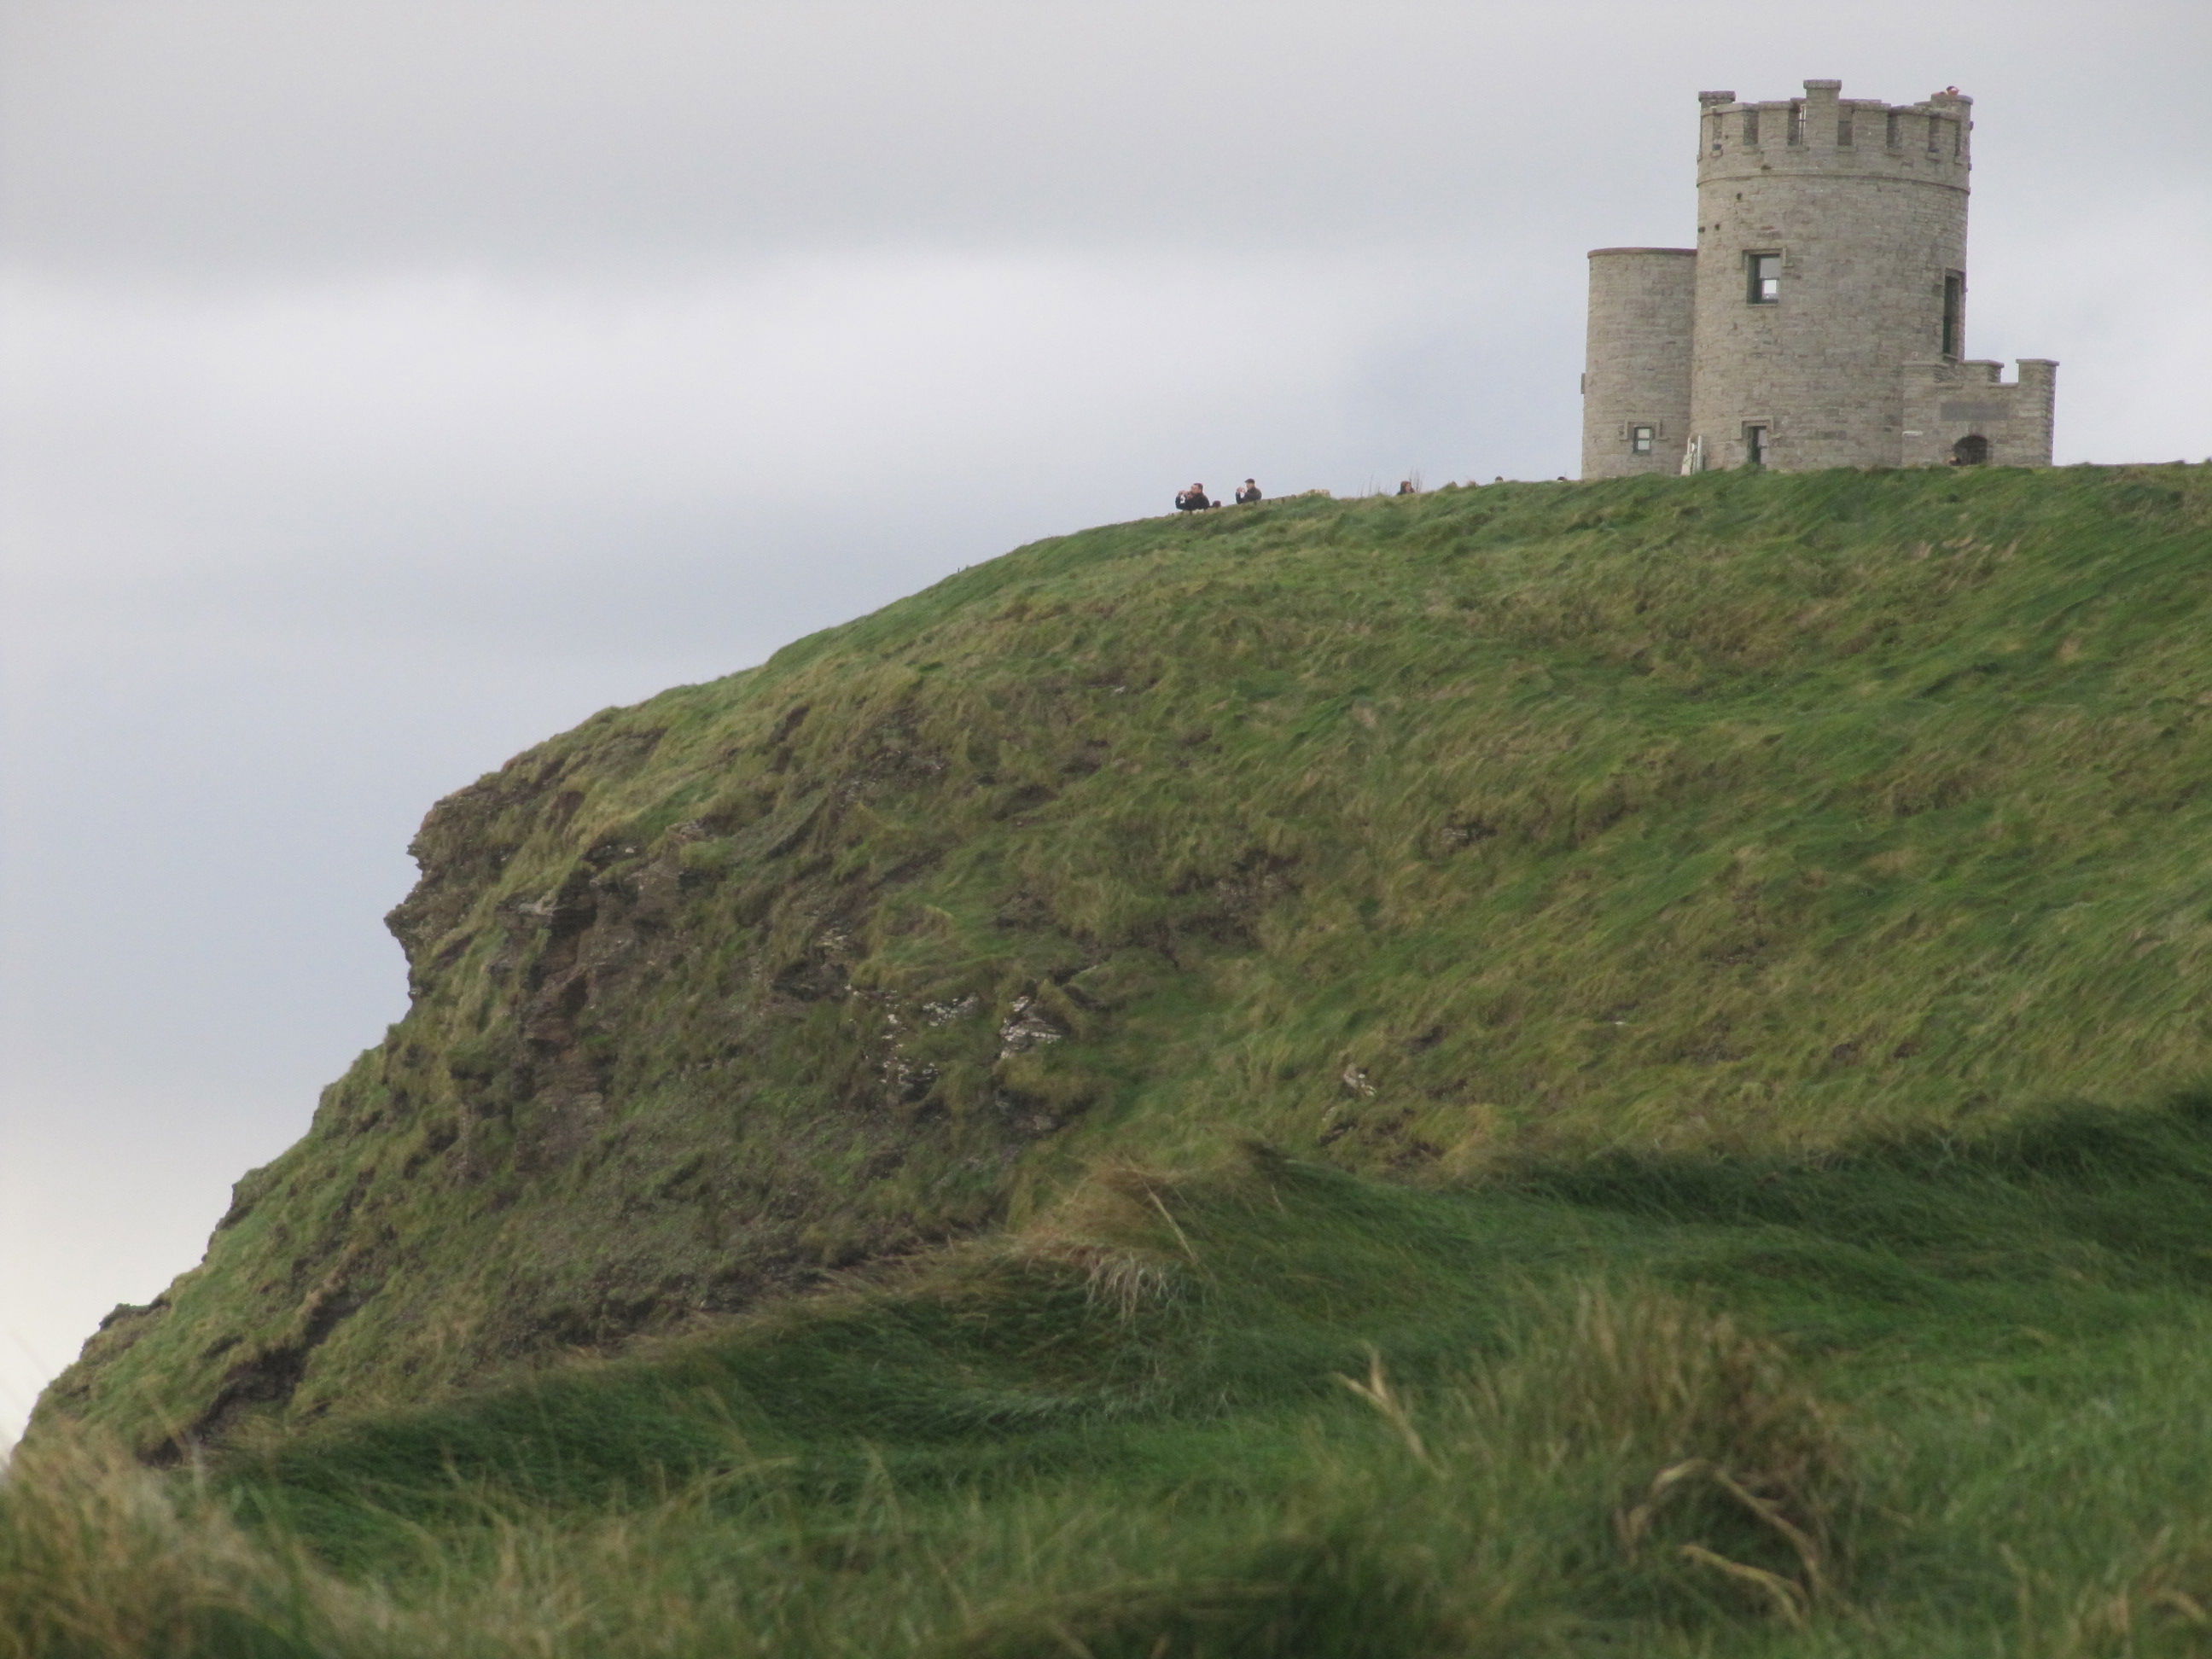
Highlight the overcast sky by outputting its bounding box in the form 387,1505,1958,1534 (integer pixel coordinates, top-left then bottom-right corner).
3,0,2209,1447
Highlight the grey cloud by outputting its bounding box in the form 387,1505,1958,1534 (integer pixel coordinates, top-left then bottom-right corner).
7,1,2206,274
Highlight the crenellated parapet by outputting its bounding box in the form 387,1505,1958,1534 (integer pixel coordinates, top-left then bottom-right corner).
1901,358,2058,469
1696,82,1970,191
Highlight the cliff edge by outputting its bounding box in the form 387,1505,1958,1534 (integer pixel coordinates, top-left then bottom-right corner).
38,463,2212,1456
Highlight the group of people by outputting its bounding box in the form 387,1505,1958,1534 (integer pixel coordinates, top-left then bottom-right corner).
1175,480,1265,512
1176,477,1447,512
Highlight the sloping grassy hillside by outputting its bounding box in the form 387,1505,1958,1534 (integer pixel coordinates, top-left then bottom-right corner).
19,1107,2212,1656
36,463,2212,1460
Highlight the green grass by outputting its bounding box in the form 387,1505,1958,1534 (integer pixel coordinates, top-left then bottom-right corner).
21,461,2212,1651
17,1101,2212,1654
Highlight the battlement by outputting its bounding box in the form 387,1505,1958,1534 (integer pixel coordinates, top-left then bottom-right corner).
1901,358,2058,468
1697,79,1970,188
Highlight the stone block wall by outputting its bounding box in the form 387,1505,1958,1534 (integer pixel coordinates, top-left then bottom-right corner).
1901,358,2058,468
1581,249,1697,478
1688,82,1970,471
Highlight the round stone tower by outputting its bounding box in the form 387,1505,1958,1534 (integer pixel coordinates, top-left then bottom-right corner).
1687,80,1971,471
1581,248,1697,479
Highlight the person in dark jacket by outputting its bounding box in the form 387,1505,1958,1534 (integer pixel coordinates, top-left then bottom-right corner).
1175,483,1212,512
1396,479,1417,496
1235,479,1262,504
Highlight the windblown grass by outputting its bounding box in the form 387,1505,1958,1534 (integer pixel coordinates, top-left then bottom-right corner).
47,463,2212,1453
24,463,2212,1653
19,1099,2212,1654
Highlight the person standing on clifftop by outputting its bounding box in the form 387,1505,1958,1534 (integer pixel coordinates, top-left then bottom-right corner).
1175,484,1212,512
1235,479,1262,504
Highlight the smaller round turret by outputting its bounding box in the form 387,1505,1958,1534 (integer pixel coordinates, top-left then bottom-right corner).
1582,249,1697,479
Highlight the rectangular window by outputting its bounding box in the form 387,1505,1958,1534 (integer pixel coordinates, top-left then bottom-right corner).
1630,425,1655,454
1743,109,1760,146
1747,253,1782,305
1787,101,1805,145
1886,110,1901,148
1743,424,1770,469
1941,272,1964,357
1927,114,1941,153
1837,111,1854,146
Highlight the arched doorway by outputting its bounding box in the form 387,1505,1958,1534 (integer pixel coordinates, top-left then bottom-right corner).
1951,434,1990,467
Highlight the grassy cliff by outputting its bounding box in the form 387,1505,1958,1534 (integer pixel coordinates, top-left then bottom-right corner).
20,1108,2212,1655
35,462,2212,1465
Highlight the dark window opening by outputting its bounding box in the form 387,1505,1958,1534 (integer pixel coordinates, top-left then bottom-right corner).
1787,101,1805,145
1951,434,1989,467
1952,119,1963,156
1743,109,1760,146
1630,425,1656,454
1743,424,1770,468
1886,110,1902,148
1747,253,1782,305
1837,112,1855,146
1927,114,1941,153
1941,272,1964,357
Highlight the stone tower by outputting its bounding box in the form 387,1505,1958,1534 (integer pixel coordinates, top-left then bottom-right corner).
1581,81,2055,478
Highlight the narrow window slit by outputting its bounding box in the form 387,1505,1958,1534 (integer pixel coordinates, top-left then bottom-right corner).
1747,253,1782,305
